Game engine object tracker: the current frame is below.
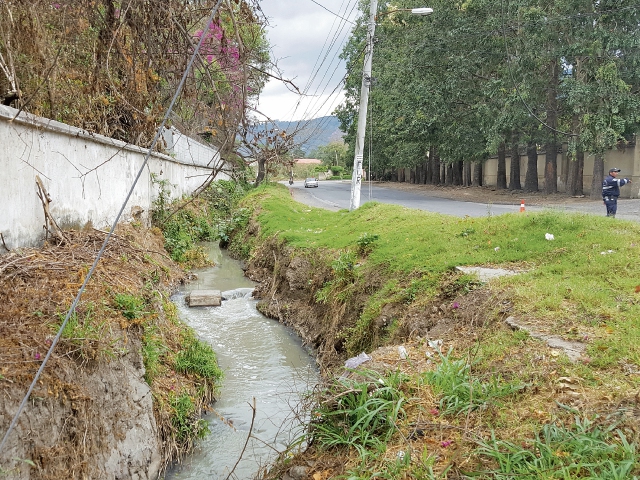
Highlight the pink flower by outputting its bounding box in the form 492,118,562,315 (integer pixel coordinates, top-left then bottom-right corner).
440,440,453,448
430,408,439,416
35,352,41,360
452,302,460,309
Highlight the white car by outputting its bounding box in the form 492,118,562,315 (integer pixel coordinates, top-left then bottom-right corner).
304,177,319,188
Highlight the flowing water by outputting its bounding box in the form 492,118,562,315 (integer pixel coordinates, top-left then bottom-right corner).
166,244,319,479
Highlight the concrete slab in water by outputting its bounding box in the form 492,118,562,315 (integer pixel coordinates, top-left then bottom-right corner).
187,289,222,307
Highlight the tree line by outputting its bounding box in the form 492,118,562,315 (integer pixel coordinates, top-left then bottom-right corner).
335,0,640,197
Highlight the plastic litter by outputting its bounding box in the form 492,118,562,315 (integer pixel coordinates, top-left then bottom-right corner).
545,233,555,240
398,346,408,359
344,352,372,369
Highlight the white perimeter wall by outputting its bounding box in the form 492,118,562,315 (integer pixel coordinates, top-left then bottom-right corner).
1,105,227,249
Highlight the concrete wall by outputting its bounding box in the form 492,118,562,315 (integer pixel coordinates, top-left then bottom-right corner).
483,143,640,198
1,105,226,249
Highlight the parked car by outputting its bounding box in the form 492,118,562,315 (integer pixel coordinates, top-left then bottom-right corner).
304,177,319,188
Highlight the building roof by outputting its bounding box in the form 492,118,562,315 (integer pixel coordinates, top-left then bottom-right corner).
295,158,323,164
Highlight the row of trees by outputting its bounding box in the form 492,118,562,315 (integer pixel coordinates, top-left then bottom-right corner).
336,0,640,197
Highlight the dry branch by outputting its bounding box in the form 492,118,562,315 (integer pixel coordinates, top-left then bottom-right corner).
35,175,66,244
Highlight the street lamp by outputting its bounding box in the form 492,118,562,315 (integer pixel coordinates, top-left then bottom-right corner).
349,3,433,211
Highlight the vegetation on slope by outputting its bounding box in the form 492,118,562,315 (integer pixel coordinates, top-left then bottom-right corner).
0,225,222,478
231,184,639,479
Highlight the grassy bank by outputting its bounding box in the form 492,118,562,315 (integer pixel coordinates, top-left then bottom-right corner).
0,225,223,478
232,183,640,479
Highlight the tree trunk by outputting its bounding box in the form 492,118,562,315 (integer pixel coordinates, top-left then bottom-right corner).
427,146,434,184
431,149,440,184
422,156,429,184
566,148,578,196
544,58,559,194
509,136,521,190
255,157,266,186
445,163,452,185
453,160,463,186
409,168,416,184
576,147,584,196
496,142,507,189
464,161,472,186
472,162,482,187
524,142,538,192
591,152,604,200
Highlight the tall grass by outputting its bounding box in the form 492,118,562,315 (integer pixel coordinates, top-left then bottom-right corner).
310,370,408,456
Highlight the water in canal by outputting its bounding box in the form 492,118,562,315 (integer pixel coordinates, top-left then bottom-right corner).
166,244,319,479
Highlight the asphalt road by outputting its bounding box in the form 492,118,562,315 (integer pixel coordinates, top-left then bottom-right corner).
289,180,640,220
289,180,536,217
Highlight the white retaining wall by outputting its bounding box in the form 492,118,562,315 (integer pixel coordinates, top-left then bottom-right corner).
1,105,226,249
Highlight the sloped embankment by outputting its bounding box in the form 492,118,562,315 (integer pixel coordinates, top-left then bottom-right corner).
0,225,220,479
228,186,640,478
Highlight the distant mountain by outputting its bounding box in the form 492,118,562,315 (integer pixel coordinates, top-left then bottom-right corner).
272,116,344,154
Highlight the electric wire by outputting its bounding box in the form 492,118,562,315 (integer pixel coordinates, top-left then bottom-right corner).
0,0,225,455
309,0,354,24
288,0,358,125
296,0,358,118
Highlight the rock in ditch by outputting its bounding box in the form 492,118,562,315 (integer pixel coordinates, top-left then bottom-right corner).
187,289,222,307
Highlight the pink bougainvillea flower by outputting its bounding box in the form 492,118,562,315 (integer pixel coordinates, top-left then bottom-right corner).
52,3,61,8
430,408,439,416
35,352,41,360
452,302,460,309
440,440,453,448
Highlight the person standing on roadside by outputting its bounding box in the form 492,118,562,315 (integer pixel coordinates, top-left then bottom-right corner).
602,167,632,217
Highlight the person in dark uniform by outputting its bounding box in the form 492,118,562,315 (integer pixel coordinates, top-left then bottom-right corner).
602,167,632,217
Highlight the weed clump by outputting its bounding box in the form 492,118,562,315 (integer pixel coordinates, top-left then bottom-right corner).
151,178,251,264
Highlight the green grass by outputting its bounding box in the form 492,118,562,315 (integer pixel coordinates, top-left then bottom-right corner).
114,293,148,320
53,303,108,355
169,392,209,442
310,370,408,456
476,417,638,479
174,333,223,382
142,325,165,384
423,350,527,415
241,184,640,368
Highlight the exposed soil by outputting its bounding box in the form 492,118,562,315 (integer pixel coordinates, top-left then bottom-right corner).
0,226,211,479
375,182,599,207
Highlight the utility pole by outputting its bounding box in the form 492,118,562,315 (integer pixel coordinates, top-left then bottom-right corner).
349,0,378,211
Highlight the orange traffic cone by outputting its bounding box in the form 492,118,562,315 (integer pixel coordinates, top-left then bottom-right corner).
520,199,525,212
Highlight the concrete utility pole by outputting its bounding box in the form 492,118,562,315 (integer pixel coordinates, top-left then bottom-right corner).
348,4,433,211
349,0,378,212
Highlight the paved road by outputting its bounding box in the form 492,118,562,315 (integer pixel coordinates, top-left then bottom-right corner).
288,180,640,221
290,180,537,217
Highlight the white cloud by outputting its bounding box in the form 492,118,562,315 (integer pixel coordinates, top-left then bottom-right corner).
256,0,358,121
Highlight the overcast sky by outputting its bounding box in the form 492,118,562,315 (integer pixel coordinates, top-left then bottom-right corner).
255,0,360,122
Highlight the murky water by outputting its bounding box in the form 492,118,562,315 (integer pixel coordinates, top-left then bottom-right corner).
166,244,319,479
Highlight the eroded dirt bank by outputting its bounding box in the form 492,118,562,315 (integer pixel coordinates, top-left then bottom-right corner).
0,226,217,479
239,234,497,373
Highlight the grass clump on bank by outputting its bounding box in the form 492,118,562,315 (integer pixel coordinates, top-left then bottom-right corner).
234,183,640,479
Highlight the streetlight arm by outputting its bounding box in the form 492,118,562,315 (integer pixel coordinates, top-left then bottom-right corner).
375,7,433,20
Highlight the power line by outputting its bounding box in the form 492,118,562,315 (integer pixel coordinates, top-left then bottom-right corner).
0,0,226,456
309,0,355,24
